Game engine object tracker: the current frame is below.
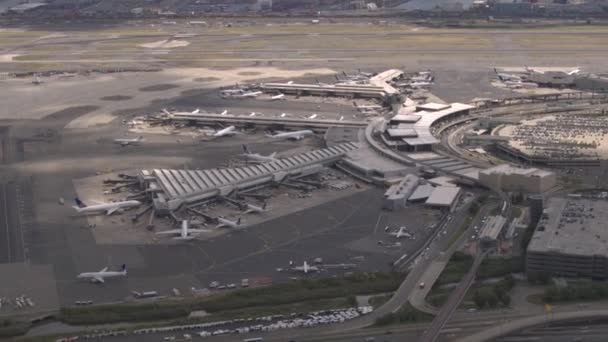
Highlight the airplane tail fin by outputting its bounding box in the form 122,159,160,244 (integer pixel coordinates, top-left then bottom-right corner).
493,68,497,74
121,264,127,274
269,152,277,159
75,198,87,208
237,217,241,225
242,144,251,154
138,136,144,141
262,202,267,210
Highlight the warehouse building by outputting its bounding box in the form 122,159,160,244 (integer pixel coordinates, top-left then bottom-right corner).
478,164,556,193
383,174,420,210
527,197,608,279
425,186,461,212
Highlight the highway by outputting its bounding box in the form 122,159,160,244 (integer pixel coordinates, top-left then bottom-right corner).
418,251,486,342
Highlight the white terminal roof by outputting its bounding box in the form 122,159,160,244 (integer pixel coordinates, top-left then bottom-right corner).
528,197,608,257
387,128,418,138
426,186,461,207
388,102,474,146
391,114,421,123
408,183,435,201
369,69,403,95
479,164,554,178
417,102,451,111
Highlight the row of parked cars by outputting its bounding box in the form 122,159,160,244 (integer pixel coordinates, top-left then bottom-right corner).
197,307,374,338
55,307,374,342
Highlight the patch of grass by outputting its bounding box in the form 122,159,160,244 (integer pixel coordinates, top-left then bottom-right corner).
478,256,524,280
368,294,392,309
543,282,608,303
436,252,474,286
373,303,434,327
0,320,31,339
60,272,404,325
13,54,53,61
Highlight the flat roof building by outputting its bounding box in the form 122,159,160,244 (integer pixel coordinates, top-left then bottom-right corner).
425,186,461,212
527,197,608,279
480,215,507,249
479,164,556,193
383,174,420,210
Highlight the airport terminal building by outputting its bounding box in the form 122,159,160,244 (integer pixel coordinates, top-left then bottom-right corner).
526,197,608,279
478,164,556,193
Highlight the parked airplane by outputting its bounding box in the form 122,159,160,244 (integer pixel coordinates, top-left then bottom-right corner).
155,220,211,240
390,227,413,239
163,108,201,116
114,136,144,146
266,130,314,140
353,101,382,110
237,91,263,98
210,126,240,138
216,217,242,229
73,198,141,216
408,82,433,88
524,65,544,74
243,202,268,214
307,114,318,120
249,112,256,117
291,261,319,274
505,80,538,89
77,264,127,283
280,113,288,118
567,67,581,75
271,93,285,100
494,68,521,82
241,145,277,163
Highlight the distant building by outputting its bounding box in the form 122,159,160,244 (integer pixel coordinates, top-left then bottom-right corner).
479,215,507,249
383,174,420,210
383,102,474,152
527,197,608,279
478,164,556,193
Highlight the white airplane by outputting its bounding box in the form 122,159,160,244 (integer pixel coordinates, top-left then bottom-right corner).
390,227,413,239
243,202,268,214
494,68,521,82
216,217,242,229
339,116,344,121
73,198,141,216
266,130,314,141
286,81,294,85
505,80,538,89
241,145,277,163
291,261,319,274
237,91,263,98
408,82,433,88
210,126,240,138
163,108,201,116
249,112,256,117
77,264,127,283
567,67,581,75
524,65,544,74
155,220,211,240
114,136,144,146
271,93,285,100
307,114,318,120
353,101,382,110
280,113,288,118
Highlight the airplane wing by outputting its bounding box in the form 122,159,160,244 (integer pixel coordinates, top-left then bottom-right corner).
93,276,105,283
99,267,108,272
155,229,181,235
106,207,119,216
187,229,212,233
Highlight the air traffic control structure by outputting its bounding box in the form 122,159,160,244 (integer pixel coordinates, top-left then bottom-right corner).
138,142,359,214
